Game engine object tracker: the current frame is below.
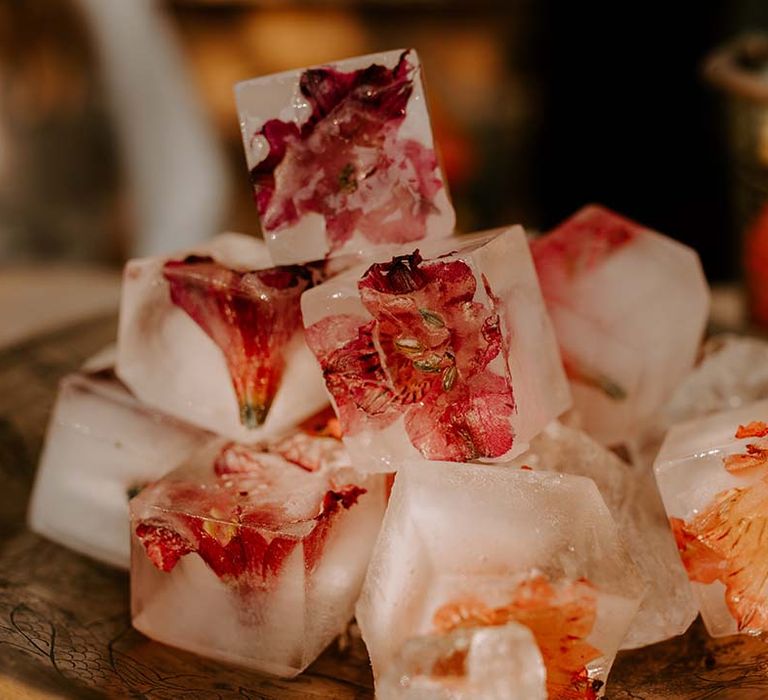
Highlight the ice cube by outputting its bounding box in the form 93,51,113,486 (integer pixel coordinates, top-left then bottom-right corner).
531,205,710,446
117,232,331,442
654,399,768,637
28,366,211,568
301,227,571,471
130,413,386,676
377,622,546,700
234,49,455,265
509,421,696,648
355,461,643,696
633,334,768,472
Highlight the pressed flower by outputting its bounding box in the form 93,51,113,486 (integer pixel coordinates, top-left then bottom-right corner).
432,576,601,700
671,420,768,632
735,421,768,439
671,481,768,633
163,256,318,429
135,476,365,587
249,51,443,253
306,251,516,460
135,432,365,590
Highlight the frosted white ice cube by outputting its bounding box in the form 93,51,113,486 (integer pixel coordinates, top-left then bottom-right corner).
130,422,386,676
509,421,697,649
654,398,768,637
531,205,710,446
28,366,211,568
377,623,546,700
116,232,330,442
234,49,455,265
356,461,643,696
634,334,768,471
302,227,571,471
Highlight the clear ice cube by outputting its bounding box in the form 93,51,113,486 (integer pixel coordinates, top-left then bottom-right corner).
116,232,330,442
301,227,571,471
234,49,455,265
130,414,386,676
377,622,546,700
509,421,697,648
654,398,768,637
637,334,768,469
531,205,710,446
28,366,211,568
355,460,643,696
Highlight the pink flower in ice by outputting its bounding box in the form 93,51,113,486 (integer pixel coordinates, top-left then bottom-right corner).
134,420,365,591
306,251,516,461
249,50,443,254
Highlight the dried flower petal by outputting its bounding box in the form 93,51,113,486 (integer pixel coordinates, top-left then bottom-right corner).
736,421,768,439
671,479,768,633
669,517,724,585
308,252,517,459
163,256,316,428
135,522,192,572
250,52,443,253
723,444,768,474
432,576,601,700
136,476,364,589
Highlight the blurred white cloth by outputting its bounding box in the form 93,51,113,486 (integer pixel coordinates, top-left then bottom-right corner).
0,267,120,349
75,0,229,256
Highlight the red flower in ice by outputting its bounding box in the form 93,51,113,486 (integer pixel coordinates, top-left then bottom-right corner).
249,50,443,254
531,204,640,297
163,256,323,428
306,251,516,461
135,450,365,590
432,576,602,700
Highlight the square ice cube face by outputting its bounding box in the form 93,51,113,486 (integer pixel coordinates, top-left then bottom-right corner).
117,232,331,443
301,226,571,471
234,49,455,265
355,461,644,696
130,428,386,676
654,399,768,638
531,204,710,446
377,623,546,700
28,367,211,569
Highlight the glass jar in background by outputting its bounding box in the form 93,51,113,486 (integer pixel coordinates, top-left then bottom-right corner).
706,34,768,329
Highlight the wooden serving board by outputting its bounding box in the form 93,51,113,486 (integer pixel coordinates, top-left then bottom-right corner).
1,314,767,699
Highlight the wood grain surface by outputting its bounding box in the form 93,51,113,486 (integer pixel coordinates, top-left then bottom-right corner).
1,314,767,699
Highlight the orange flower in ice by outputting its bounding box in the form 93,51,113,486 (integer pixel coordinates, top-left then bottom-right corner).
432,576,601,700
672,419,768,632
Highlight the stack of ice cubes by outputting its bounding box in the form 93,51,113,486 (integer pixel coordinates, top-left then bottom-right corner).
30,47,768,698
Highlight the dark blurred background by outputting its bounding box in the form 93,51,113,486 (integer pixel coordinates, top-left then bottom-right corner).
3,0,768,284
